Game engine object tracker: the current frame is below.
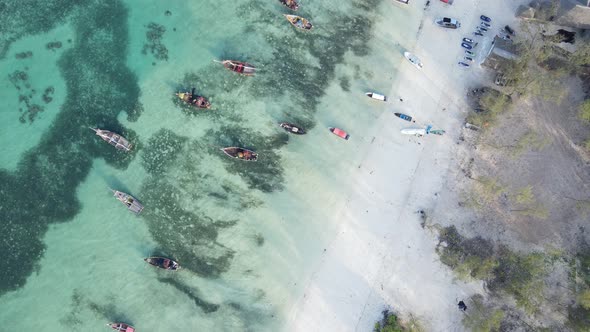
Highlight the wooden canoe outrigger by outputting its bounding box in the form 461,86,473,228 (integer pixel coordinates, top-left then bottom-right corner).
111,189,144,214
90,128,132,151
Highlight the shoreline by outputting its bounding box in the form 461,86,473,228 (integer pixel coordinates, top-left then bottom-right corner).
281,0,526,329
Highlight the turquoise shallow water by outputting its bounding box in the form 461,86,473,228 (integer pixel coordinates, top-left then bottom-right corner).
0,0,417,330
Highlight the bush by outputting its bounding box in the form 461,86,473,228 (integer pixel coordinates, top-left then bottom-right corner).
374,310,423,332
462,295,505,332
580,100,590,122
467,90,511,128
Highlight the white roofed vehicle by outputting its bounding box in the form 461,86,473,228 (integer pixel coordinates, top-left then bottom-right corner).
435,17,460,29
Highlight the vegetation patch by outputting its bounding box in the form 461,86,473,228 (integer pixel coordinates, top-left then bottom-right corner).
373,309,423,332
437,226,552,315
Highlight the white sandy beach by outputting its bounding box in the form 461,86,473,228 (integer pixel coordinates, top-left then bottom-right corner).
284,0,527,331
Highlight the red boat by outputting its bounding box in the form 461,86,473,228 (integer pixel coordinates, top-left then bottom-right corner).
329,127,350,140
107,322,135,332
222,60,256,76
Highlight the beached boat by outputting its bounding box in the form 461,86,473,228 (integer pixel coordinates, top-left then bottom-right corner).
394,0,409,4
279,0,299,10
144,257,180,271
279,122,306,135
435,17,460,29
401,128,427,136
394,112,414,122
107,322,135,332
329,127,350,140
111,190,144,214
221,60,256,76
176,88,211,109
404,52,423,69
365,92,387,102
90,128,132,152
284,14,313,30
222,147,258,161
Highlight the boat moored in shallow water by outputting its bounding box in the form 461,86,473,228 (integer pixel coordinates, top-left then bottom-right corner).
284,14,313,30
279,122,306,135
222,147,258,161
279,0,299,10
176,88,211,109
144,257,180,271
107,322,135,332
365,92,387,101
90,128,132,151
220,60,256,76
111,190,144,214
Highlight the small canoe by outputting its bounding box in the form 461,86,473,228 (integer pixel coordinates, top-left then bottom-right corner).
279,0,299,10
365,92,387,102
222,147,258,161
284,14,313,30
329,127,350,140
111,190,144,214
404,52,423,69
279,122,306,135
401,128,427,136
144,257,180,271
222,60,256,76
107,322,135,332
394,112,413,122
90,128,132,152
176,89,211,109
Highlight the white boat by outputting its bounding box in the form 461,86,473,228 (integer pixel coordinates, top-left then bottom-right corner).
401,128,427,136
404,52,423,69
365,92,387,102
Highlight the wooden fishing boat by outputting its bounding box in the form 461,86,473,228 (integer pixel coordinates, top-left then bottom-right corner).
365,92,387,102
329,127,350,140
222,60,256,76
107,322,135,332
222,147,258,161
176,88,211,109
144,256,180,271
279,122,306,135
90,128,132,151
394,112,414,122
111,190,144,214
401,128,427,136
279,0,299,10
284,14,313,31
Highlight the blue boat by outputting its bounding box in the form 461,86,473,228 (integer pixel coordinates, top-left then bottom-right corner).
394,112,414,122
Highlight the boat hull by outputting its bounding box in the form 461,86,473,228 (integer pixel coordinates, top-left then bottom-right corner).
365,92,387,101
404,52,423,69
112,190,144,214
279,0,299,10
394,112,413,122
108,323,135,332
176,91,211,109
329,127,350,140
222,147,258,161
91,128,132,151
284,14,313,30
401,128,427,136
223,60,256,76
279,122,306,135
144,257,180,271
